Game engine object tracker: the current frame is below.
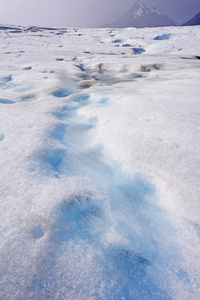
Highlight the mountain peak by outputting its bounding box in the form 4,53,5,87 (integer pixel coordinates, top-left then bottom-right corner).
133,0,147,8
182,12,200,26
130,1,148,18
125,1,164,20
102,0,175,28
132,0,147,9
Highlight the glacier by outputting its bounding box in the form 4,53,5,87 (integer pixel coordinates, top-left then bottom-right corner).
0,24,200,299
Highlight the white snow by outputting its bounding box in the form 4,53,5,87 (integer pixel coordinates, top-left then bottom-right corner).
0,24,200,299
132,7,144,18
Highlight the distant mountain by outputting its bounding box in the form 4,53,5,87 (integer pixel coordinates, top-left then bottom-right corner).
182,12,200,26
102,1,175,28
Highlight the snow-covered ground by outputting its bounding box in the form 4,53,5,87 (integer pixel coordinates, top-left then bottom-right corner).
0,24,200,299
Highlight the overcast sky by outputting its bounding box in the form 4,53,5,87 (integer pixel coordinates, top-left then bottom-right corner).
0,0,200,28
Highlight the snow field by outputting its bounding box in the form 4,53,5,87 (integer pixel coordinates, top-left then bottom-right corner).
0,24,200,299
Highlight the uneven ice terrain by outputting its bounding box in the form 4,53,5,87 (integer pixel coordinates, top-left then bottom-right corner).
0,24,200,299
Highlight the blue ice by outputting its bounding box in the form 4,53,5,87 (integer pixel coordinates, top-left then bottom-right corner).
132,48,146,54
154,34,173,40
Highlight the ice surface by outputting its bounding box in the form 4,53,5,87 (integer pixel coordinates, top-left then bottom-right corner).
0,25,200,299
112,39,123,43
154,33,173,40
132,47,146,54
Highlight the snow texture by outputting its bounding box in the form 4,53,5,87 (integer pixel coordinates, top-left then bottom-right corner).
0,24,200,300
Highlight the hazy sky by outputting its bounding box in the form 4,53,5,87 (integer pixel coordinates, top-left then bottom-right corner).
0,0,200,28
